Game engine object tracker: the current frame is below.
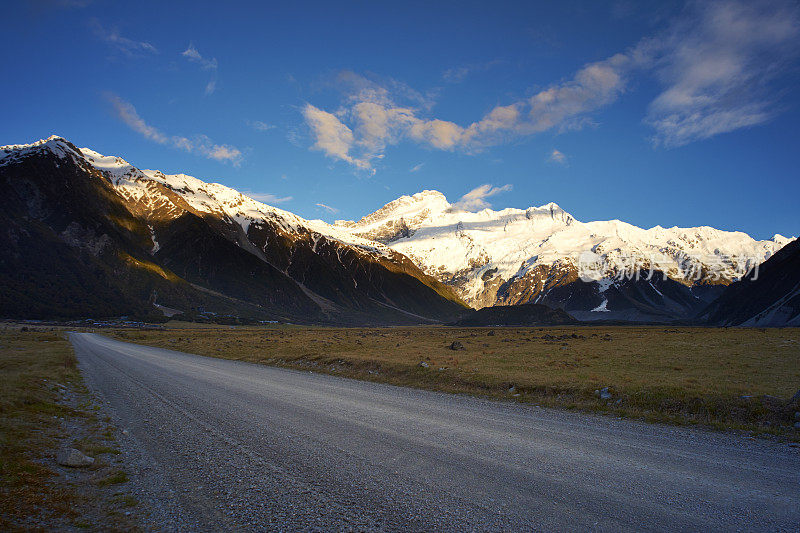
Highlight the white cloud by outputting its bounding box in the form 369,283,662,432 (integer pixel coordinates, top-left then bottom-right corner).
91,19,157,56
522,52,638,135
303,104,371,171
243,192,292,204
315,202,339,214
548,149,567,164
302,1,800,168
248,120,275,132
645,0,800,147
181,43,218,95
451,184,512,212
107,94,242,165
303,58,637,170
409,162,424,172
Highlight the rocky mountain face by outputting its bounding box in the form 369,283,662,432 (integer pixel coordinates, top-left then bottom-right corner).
336,190,792,322
697,237,800,326
0,137,466,324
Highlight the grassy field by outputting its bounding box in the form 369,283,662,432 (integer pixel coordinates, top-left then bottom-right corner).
0,327,139,531
109,324,800,438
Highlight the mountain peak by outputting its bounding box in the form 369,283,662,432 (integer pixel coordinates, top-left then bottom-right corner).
342,189,450,229
415,189,448,199
1,135,69,151
538,201,561,211
0,135,82,167
394,189,450,210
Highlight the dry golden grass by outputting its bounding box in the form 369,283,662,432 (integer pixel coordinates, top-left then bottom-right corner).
110,324,800,437
0,328,83,529
0,327,140,531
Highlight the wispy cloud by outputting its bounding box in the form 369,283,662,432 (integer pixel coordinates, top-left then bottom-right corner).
107,94,168,143
315,202,339,214
181,43,218,95
442,66,471,84
548,149,567,165
645,0,800,147
409,162,424,173
106,94,242,165
451,184,512,212
243,192,292,204
442,60,503,83
247,120,275,132
91,19,157,56
30,0,92,8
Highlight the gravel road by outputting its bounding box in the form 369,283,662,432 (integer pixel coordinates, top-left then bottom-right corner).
70,332,800,531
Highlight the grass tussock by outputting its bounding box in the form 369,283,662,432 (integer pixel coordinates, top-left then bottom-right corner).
111,324,800,438
97,470,128,487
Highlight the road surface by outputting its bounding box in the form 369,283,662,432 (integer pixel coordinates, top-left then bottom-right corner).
70,332,800,531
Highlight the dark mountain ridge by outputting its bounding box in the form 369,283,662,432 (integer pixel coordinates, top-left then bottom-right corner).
452,303,577,327
698,237,800,326
0,136,467,325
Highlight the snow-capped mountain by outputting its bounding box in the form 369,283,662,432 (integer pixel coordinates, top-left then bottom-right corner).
75,145,397,256
336,190,792,321
2,135,794,324
0,136,465,323
2,136,389,255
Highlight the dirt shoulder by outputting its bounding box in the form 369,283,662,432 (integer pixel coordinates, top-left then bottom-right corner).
0,326,143,531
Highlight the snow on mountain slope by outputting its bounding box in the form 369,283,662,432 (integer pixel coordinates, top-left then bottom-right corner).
0,136,389,256
335,190,792,311
77,146,390,255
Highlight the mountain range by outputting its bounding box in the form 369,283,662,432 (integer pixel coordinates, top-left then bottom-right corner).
0,136,466,325
1,136,796,325
335,190,790,322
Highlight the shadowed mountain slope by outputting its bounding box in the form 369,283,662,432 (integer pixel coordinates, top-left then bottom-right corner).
0,136,467,324
698,238,800,326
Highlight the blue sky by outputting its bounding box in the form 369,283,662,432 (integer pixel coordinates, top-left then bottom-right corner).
3,0,799,239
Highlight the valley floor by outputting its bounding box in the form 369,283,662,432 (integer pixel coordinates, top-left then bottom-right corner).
108,323,800,439
3,324,800,529
66,332,800,529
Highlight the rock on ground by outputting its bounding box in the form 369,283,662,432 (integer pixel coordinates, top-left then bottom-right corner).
57,448,94,468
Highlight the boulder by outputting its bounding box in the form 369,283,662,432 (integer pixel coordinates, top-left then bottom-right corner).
57,448,94,468
449,341,465,351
